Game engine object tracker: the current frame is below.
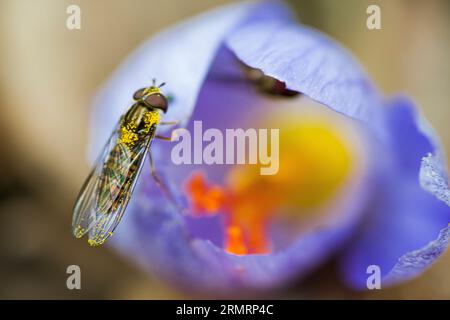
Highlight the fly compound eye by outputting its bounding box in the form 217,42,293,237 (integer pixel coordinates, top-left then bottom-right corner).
145,93,168,113
133,88,146,101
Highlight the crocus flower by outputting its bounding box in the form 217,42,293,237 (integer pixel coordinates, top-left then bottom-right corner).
88,1,449,294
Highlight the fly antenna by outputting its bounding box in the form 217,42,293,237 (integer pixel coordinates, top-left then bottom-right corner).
152,78,156,86
158,82,166,88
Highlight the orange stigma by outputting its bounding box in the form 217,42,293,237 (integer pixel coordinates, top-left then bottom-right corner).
186,172,225,215
185,171,272,255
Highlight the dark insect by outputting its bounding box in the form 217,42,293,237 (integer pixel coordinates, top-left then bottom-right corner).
242,65,299,97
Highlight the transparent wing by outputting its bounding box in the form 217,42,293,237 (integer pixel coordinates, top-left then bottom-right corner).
72,120,153,246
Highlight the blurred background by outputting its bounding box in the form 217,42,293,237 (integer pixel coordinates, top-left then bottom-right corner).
0,0,448,299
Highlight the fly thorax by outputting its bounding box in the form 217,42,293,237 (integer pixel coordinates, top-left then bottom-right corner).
119,104,160,148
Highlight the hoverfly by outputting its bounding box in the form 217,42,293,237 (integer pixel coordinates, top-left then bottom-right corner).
72,80,177,246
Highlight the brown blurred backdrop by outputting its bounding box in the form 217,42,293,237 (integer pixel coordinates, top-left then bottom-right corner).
0,0,448,299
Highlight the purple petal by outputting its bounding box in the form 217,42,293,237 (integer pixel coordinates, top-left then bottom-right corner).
226,13,384,127
340,97,450,289
384,225,450,284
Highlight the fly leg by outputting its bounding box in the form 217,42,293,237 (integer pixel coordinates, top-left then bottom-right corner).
159,114,193,127
155,134,172,141
158,115,190,139
159,120,180,126
155,126,184,141
148,150,186,214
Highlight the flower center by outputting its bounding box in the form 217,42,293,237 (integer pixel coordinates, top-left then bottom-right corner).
185,110,358,255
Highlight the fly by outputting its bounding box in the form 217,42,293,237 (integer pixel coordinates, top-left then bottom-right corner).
72,80,178,246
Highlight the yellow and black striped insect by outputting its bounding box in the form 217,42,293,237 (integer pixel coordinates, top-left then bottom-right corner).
72,80,176,246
